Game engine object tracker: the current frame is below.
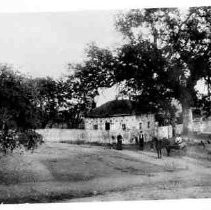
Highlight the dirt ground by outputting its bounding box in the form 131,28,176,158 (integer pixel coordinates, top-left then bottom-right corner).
0,141,211,203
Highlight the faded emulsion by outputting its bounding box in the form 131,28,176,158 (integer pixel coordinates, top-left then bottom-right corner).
1,7,211,204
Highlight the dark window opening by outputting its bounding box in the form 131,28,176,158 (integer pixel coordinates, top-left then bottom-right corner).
122,124,126,130
105,122,110,130
139,122,142,130
93,124,98,130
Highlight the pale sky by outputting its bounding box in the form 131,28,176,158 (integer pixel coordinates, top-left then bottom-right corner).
0,11,122,78
0,10,124,106
0,1,209,106
0,0,208,79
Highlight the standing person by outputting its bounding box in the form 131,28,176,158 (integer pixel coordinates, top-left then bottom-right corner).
117,134,123,150
135,135,139,145
111,135,116,149
138,131,144,150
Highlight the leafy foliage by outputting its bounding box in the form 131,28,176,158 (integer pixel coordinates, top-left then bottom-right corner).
115,7,211,108
0,66,45,154
0,65,38,130
0,130,43,155
114,7,211,133
27,77,66,128
113,40,171,112
18,130,44,151
66,43,117,123
67,7,211,133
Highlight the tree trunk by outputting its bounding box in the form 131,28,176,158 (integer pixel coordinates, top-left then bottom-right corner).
182,106,193,135
1,122,9,155
171,119,176,137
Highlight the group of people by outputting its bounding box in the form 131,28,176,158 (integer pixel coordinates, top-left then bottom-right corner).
111,130,145,151
111,134,124,150
111,131,184,151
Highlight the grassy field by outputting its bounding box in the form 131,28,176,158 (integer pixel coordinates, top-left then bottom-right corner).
0,141,211,203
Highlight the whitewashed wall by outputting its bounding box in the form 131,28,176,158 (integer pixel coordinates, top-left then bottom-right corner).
186,120,211,134
156,121,211,136
36,129,87,142
36,124,178,145
200,120,211,133
38,121,211,145
157,125,172,139
175,124,183,134
36,128,155,144
175,121,211,134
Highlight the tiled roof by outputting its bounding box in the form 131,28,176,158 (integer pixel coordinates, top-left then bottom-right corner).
86,99,145,118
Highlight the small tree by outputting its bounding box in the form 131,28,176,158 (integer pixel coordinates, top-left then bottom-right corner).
0,65,43,154
66,43,116,124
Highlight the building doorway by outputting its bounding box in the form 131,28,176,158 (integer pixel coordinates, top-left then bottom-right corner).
105,122,110,131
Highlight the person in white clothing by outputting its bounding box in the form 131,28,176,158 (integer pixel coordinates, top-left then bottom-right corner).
175,134,186,149
175,134,183,144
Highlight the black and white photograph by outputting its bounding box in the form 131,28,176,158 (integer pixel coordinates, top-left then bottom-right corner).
1,0,211,208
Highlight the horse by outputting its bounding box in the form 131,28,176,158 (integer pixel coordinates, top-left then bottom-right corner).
152,137,170,158
152,137,187,158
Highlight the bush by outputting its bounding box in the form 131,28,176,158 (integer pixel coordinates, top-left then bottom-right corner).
18,130,44,151
0,130,18,154
0,129,44,154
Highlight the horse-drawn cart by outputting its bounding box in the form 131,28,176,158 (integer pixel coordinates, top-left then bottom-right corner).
153,136,187,158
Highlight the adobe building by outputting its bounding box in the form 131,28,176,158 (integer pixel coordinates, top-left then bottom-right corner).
84,100,156,141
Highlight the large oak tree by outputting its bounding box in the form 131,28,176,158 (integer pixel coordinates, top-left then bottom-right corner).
115,7,211,133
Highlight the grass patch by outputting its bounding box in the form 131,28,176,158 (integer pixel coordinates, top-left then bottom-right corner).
0,186,97,204
0,154,37,185
60,140,86,145
1,141,209,204
163,161,177,172
43,158,96,182
60,140,112,147
185,144,211,161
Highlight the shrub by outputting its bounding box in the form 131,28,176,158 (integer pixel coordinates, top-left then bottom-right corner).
18,130,44,151
0,129,44,154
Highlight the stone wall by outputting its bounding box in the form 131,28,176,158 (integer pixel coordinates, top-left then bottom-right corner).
85,114,155,132
175,124,183,134
157,125,173,139
36,129,86,142
182,120,211,134
200,120,211,133
36,126,173,144
36,128,155,144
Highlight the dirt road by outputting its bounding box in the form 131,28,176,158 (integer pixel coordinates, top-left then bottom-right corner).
0,142,211,203
70,149,211,201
